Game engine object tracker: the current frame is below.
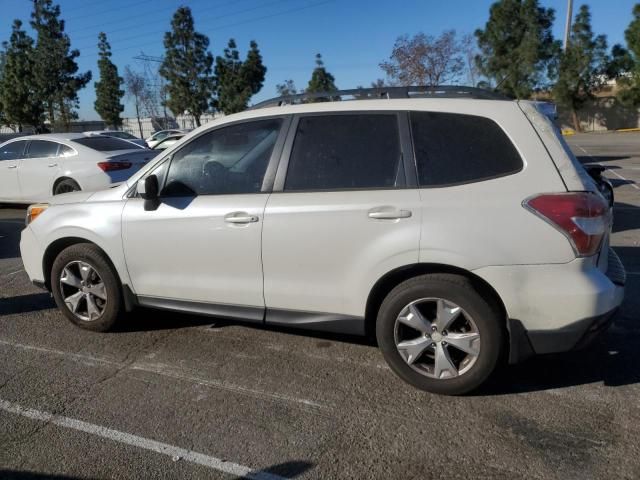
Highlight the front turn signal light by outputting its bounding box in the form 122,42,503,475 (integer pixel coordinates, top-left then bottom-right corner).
26,204,49,226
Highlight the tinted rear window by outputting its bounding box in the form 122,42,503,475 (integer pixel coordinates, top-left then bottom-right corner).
284,114,402,191
410,112,523,187
28,140,59,158
73,137,142,151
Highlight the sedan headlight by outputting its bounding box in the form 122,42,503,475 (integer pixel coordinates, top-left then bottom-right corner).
26,204,49,226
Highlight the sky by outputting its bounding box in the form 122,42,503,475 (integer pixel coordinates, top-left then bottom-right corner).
0,0,636,121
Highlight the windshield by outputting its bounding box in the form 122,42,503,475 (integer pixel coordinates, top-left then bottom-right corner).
73,137,144,151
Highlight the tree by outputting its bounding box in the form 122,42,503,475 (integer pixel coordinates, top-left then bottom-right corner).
31,0,91,130
160,6,213,126
461,34,482,87
475,0,558,98
276,79,298,97
214,39,267,114
553,5,608,131
94,32,124,128
123,66,148,139
380,31,464,86
306,54,338,101
0,20,44,131
617,4,640,107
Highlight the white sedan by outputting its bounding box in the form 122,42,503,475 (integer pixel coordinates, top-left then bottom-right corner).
0,133,156,203
145,129,190,148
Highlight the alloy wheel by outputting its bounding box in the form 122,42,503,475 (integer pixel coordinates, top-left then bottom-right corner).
393,298,481,379
59,261,108,322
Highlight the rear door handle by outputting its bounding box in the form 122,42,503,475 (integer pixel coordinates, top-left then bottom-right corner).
7,165,17,169
368,208,412,220
224,212,259,224
48,163,58,167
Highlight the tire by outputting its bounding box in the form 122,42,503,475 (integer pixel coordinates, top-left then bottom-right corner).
53,179,81,195
376,274,504,395
51,243,122,332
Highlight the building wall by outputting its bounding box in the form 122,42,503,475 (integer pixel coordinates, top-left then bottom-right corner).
558,97,640,132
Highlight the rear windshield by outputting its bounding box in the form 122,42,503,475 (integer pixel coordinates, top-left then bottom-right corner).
73,137,143,151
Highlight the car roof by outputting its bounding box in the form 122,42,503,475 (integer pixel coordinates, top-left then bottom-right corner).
1,133,87,142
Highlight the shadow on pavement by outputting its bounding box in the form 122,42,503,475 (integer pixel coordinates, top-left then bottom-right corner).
0,217,24,260
576,155,631,164
233,461,314,479
0,293,55,316
612,203,640,234
0,471,88,480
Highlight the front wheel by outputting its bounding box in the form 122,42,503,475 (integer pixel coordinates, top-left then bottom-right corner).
376,274,504,395
51,243,122,332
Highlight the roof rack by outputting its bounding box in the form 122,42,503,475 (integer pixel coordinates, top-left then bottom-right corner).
250,85,510,110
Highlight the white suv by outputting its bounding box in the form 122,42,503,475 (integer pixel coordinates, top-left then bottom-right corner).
19,87,625,395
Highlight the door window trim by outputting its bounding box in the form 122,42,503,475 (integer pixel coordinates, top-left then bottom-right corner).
272,111,416,193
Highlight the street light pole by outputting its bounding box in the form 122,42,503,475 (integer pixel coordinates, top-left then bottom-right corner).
563,0,574,51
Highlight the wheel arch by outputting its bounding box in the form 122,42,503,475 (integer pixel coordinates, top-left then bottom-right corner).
52,177,80,195
364,263,509,339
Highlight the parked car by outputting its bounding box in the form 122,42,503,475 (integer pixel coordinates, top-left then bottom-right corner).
19,87,625,395
0,133,156,202
146,129,190,148
151,133,186,151
84,130,148,148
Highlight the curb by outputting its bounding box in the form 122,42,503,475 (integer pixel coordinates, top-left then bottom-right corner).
616,127,640,133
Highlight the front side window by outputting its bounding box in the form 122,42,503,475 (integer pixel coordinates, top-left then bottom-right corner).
163,118,282,196
284,114,402,191
27,140,60,158
410,111,523,187
0,140,27,161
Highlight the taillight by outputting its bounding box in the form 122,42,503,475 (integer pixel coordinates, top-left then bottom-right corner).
97,161,132,172
524,192,610,257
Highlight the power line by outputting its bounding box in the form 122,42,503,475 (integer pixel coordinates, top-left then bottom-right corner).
71,0,290,50
79,0,333,60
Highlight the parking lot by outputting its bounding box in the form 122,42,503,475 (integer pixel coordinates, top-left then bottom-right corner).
0,131,639,479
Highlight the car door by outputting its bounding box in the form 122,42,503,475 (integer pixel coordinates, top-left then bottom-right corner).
18,140,62,201
261,113,422,332
0,140,27,201
122,116,289,321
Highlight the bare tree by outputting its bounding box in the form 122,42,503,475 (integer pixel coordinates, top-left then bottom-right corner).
380,30,464,86
123,66,147,138
276,79,298,97
461,34,482,87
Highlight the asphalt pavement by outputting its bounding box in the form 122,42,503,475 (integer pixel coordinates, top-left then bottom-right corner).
0,131,639,479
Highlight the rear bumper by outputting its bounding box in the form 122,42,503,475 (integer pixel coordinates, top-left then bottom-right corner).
474,248,625,363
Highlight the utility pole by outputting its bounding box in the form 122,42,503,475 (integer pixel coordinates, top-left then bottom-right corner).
563,0,574,51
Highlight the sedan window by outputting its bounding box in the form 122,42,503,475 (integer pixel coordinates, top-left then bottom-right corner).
27,140,60,158
0,140,28,161
73,137,144,151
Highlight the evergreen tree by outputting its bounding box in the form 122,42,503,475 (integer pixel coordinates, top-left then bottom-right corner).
214,39,266,115
617,4,640,107
306,54,338,102
0,20,44,131
553,5,608,131
31,0,91,130
160,6,213,126
94,32,124,128
475,0,557,98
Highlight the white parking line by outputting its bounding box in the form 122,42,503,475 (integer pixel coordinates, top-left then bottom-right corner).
0,398,286,480
576,145,640,190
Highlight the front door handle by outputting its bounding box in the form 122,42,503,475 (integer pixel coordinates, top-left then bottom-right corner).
224,212,259,224
48,163,58,167
7,165,17,169
368,208,412,220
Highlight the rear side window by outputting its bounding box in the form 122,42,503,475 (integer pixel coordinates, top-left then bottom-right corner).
0,140,27,161
284,114,402,191
73,137,143,151
27,140,60,158
410,112,522,187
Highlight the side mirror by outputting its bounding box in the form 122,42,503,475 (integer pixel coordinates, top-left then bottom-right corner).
137,174,159,200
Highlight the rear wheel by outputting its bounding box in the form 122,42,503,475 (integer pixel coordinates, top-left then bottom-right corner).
51,243,122,332
53,179,80,195
376,274,504,395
